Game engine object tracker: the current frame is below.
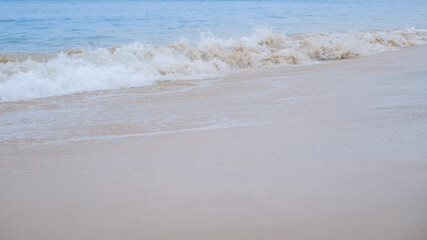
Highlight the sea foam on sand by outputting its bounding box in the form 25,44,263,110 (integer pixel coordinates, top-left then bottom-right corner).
0,27,426,102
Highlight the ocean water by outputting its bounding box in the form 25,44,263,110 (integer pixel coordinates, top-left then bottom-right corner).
1,0,427,101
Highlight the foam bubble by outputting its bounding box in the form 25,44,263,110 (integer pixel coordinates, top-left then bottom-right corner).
1,27,426,102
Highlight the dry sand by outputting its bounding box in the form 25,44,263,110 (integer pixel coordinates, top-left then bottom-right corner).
1,46,427,240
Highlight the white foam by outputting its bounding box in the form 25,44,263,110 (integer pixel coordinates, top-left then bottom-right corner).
1,27,426,102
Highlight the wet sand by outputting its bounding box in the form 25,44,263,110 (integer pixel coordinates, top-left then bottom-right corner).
1,46,427,240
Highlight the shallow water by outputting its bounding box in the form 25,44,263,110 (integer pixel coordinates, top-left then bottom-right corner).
1,45,426,148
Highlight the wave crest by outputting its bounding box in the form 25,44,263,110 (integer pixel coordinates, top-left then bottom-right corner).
1,27,426,102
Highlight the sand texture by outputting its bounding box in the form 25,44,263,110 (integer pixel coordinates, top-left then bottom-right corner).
1,46,427,240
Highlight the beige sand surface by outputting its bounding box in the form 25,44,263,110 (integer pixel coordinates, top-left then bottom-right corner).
1,46,427,240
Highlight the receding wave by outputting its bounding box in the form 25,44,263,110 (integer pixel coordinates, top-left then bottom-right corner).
1,27,426,102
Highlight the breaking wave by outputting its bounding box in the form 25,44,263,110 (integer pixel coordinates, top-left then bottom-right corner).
1,27,426,102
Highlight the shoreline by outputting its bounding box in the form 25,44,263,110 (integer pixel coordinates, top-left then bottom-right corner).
1,28,426,103
1,44,427,240
2,44,426,105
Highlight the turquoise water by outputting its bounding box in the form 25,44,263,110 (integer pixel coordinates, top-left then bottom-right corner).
1,0,427,53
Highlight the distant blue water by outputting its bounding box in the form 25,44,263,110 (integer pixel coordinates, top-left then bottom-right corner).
1,0,426,53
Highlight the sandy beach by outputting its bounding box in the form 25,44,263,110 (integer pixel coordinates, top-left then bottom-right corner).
1,45,427,240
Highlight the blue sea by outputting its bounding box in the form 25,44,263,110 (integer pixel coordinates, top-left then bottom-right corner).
0,0,427,101
1,0,427,52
